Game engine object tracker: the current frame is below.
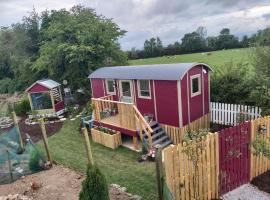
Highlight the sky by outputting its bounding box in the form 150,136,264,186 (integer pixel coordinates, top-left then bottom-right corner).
1,0,270,50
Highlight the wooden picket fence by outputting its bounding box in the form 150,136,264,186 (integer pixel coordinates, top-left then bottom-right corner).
211,102,261,126
161,113,210,144
163,133,219,200
162,115,270,200
250,116,270,180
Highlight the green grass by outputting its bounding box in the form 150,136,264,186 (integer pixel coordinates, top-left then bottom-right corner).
40,119,157,200
129,48,251,69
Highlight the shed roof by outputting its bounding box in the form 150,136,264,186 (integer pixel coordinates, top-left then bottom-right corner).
26,79,61,92
88,63,212,81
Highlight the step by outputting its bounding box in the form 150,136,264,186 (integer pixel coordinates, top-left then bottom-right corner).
158,140,173,149
152,135,169,146
149,121,158,128
152,126,162,133
152,130,166,140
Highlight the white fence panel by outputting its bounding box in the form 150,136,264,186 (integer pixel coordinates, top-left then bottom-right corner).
210,102,261,126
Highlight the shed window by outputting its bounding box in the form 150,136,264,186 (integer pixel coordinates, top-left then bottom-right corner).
138,80,151,99
190,74,201,97
106,80,116,95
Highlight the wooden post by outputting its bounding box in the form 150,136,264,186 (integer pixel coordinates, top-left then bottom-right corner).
12,112,24,150
155,146,163,200
133,136,138,150
39,118,53,165
82,127,94,165
6,150,13,183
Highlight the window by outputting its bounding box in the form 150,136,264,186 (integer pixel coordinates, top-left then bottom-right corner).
106,79,115,95
31,93,53,110
138,80,151,99
190,74,201,97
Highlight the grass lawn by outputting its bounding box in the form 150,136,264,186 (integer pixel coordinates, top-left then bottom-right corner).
129,48,251,70
41,119,158,200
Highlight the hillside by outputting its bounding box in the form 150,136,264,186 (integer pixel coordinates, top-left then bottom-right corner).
129,48,251,69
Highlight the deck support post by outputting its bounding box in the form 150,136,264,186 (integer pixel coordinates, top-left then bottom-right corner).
133,136,138,150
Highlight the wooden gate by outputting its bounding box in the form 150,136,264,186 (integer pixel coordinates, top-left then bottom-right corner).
219,122,251,195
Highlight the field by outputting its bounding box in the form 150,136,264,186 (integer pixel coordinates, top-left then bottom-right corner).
39,119,157,200
129,48,251,69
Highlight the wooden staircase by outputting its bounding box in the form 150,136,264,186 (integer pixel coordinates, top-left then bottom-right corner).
142,121,173,149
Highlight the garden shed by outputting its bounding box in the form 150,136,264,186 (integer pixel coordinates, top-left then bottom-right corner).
89,63,212,127
26,79,65,116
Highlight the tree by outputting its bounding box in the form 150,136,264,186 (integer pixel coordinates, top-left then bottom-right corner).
79,164,109,200
33,5,127,93
206,36,217,51
181,31,206,53
211,62,254,104
216,28,240,49
241,35,249,48
250,32,270,115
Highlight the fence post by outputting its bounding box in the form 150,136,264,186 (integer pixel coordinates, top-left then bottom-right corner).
11,111,24,150
39,118,53,165
6,150,13,183
82,127,94,165
156,145,163,200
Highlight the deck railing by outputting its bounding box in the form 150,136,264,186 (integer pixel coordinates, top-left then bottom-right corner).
92,96,153,147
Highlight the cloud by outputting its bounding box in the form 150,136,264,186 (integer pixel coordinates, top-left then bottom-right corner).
0,0,270,50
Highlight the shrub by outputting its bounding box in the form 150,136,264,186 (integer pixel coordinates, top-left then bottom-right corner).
210,62,255,104
14,98,31,116
79,164,109,200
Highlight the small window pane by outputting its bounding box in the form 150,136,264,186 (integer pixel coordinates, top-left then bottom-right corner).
139,80,150,97
122,82,131,97
107,80,115,93
192,78,199,94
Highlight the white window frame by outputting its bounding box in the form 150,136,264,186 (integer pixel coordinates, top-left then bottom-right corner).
105,79,116,95
137,80,151,99
190,74,201,97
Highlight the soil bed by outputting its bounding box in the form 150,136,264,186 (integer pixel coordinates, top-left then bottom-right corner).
18,117,63,143
0,165,141,200
0,117,63,143
251,170,270,194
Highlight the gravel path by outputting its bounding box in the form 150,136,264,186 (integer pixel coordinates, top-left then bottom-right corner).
222,184,270,200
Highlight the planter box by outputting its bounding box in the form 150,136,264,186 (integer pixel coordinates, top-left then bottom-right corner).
91,128,122,149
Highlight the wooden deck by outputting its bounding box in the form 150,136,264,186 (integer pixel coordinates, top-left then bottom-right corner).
94,114,138,137
100,115,125,128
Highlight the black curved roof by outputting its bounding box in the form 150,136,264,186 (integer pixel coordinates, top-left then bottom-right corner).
89,63,212,81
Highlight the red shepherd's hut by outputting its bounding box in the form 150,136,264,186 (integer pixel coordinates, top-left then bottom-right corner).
89,63,212,149
26,79,65,116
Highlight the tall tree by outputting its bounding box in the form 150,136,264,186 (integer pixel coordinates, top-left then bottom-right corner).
33,5,127,92
216,28,239,49
250,29,270,115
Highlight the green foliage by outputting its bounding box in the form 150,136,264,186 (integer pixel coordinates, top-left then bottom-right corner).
128,27,249,59
251,137,270,159
141,139,149,155
211,62,255,104
29,150,45,172
250,43,270,116
182,129,208,164
82,101,93,116
0,6,127,95
14,98,31,116
79,164,109,200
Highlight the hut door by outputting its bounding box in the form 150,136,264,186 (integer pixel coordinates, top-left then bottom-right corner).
119,80,133,103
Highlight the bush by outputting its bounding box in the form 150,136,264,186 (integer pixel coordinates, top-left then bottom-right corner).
79,164,109,200
211,62,255,104
14,98,31,116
